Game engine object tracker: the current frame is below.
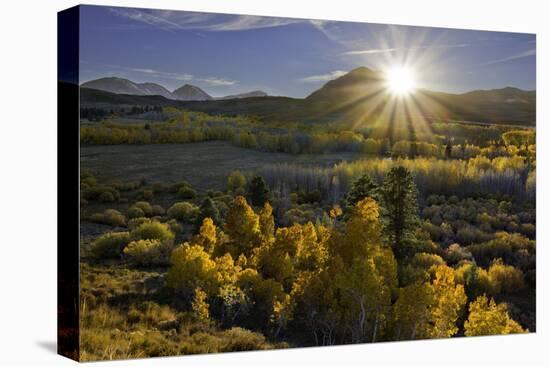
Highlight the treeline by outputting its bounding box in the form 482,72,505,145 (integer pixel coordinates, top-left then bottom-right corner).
85,167,529,349
80,108,535,158
80,107,112,122
259,155,535,204
80,121,535,161
80,105,164,122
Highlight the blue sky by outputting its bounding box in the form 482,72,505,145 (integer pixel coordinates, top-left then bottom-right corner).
79,5,536,98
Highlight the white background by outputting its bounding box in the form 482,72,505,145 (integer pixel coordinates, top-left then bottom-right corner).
0,0,547,365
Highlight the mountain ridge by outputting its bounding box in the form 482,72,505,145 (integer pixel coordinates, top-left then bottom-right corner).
80,68,535,125
80,77,268,101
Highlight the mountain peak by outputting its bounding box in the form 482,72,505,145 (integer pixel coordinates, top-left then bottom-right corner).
305,66,384,101
347,66,377,75
218,90,268,100
172,84,212,101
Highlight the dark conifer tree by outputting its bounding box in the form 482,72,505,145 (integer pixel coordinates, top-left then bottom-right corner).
194,197,221,232
247,176,269,207
345,174,377,209
378,166,419,258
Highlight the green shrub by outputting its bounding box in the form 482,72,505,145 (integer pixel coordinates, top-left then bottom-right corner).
80,173,97,188
177,186,197,199
167,219,183,234
167,202,199,222
104,209,126,226
444,243,473,265
83,185,120,203
127,217,151,230
488,259,525,294
91,232,131,259
99,191,116,203
179,332,220,355
131,221,174,242
123,239,173,266
410,252,445,269
170,181,191,193
220,327,271,352
127,301,177,327
134,201,153,216
141,189,154,200
127,206,145,219
152,205,165,216
227,171,247,192
89,209,126,227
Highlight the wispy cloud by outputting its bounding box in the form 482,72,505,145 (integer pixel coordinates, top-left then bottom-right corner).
345,43,470,55
299,70,347,83
481,48,536,66
197,77,236,86
128,67,236,86
109,7,301,32
129,67,193,81
345,48,399,55
81,61,237,87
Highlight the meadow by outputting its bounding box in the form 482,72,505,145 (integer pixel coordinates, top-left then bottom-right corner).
80,142,362,190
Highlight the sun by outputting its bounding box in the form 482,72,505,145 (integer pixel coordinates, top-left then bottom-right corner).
386,66,416,96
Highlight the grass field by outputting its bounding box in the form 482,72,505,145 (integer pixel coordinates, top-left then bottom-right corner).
80,141,362,190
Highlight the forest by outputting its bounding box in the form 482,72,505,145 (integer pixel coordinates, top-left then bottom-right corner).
79,106,535,360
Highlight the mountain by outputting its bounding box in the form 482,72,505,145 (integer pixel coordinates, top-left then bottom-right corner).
414,87,535,124
81,77,213,101
80,69,535,125
306,67,386,102
171,84,212,101
136,82,174,99
81,77,173,99
80,86,300,117
303,67,535,124
218,90,268,100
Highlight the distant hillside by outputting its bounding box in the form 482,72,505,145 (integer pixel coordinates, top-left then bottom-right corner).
217,90,268,100
301,67,535,125
80,86,301,117
81,77,268,102
80,69,535,125
81,77,173,99
172,84,213,101
415,87,536,124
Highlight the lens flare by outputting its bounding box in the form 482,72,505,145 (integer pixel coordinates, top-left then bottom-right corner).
386,67,416,95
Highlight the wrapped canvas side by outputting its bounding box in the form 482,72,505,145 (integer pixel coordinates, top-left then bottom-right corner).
57,5,80,362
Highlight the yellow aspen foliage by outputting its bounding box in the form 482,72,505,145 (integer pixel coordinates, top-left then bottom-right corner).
193,217,217,253
271,293,293,337
464,295,526,336
335,257,391,343
487,259,525,294
327,198,397,342
223,196,261,257
259,202,275,244
429,265,467,338
332,197,385,264
329,205,343,219
392,282,435,340
192,287,210,322
297,222,328,271
167,243,219,296
274,224,304,257
215,253,241,285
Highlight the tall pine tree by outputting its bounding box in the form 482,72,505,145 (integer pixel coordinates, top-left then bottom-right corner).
378,166,419,259
247,176,270,207
345,174,377,210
